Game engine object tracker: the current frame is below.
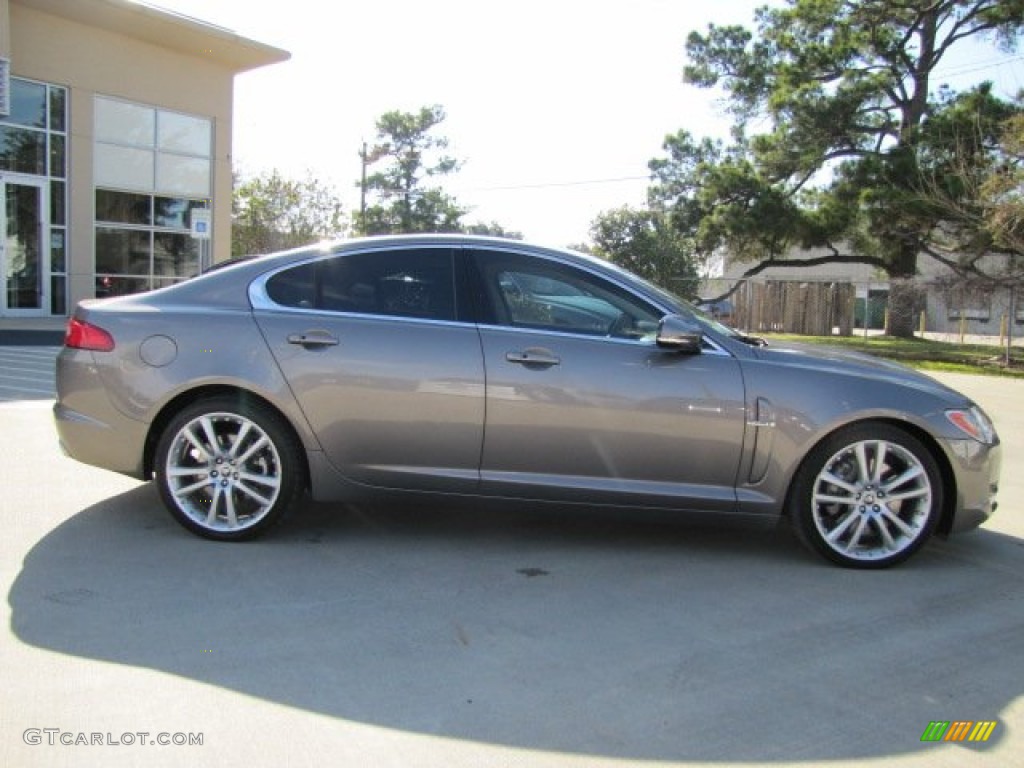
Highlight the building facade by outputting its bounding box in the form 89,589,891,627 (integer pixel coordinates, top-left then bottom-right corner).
0,0,287,317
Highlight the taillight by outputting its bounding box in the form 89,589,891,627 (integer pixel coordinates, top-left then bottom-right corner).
65,317,115,352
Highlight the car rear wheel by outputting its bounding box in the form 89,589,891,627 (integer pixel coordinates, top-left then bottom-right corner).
154,397,304,540
789,423,942,568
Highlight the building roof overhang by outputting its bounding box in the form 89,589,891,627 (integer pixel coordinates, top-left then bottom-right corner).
14,0,290,72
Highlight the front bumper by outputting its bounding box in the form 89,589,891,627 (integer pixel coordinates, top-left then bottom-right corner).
944,437,1001,533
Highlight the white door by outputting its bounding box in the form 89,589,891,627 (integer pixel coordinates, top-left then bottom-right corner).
1,175,48,316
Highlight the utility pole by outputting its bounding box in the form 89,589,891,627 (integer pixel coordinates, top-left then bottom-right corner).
359,141,367,235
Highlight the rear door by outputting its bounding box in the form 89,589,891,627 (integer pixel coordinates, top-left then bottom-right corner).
252,246,484,492
469,247,747,510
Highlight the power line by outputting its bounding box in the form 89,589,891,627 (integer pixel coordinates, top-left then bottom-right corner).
932,54,1024,80
453,175,650,194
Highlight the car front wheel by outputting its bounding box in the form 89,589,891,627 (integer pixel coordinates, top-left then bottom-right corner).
154,397,304,540
789,423,943,568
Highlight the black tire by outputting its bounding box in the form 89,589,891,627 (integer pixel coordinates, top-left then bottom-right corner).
788,422,943,568
154,396,304,541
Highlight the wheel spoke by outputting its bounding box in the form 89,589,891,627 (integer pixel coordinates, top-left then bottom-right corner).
881,507,917,539
167,466,208,478
224,490,239,528
174,476,213,496
238,470,280,489
199,416,220,455
826,509,860,543
236,435,269,465
885,487,929,503
881,465,923,493
854,443,871,484
845,516,870,551
235,480,273,507
229,422,253,459
874,516,898,551
814,492,857,505
820,471,859,494
871,441,887,484
205,486,223,526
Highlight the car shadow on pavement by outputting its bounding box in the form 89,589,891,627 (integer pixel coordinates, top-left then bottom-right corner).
9,485,1022,762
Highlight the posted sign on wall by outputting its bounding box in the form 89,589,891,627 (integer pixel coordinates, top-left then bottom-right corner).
190,209,212,240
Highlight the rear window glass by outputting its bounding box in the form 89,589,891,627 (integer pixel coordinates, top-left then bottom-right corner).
265,248,456,322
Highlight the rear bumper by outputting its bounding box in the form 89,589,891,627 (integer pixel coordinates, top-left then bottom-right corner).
53,349,149,479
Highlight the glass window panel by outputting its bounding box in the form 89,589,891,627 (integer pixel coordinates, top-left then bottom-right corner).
156,153,210,196
51,274,67,315
96,275,151,298
51,181,66,226
50,228,66,272
155,197,208,229
158,111,211,156
474,249,660,338
2,79,46,128
318,249,456,320
0,126,46,174
94,144,154,191
96,189,152,225
153,232,199,278
266,262,317,309
94,96,155,147
49,133,66,178
49,87,67,133
95,227,151,275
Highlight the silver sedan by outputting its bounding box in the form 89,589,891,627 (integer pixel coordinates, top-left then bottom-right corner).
54,235,1001,568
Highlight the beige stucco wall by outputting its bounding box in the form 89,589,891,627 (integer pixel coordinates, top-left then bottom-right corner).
9,2,238,309
1,0,11,56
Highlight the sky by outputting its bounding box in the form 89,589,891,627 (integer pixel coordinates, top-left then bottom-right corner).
149,0,1024,247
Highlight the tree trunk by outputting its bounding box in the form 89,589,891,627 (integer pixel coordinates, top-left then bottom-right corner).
885,241,921,339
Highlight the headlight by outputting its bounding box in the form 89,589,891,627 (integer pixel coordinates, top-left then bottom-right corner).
946,406,997,444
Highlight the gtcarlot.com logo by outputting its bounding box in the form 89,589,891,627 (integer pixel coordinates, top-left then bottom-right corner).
921,721,997,743
23,729,203,747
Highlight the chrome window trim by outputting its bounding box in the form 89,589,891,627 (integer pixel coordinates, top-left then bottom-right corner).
462,244,732,356
248,242,732,356
248,243,461,323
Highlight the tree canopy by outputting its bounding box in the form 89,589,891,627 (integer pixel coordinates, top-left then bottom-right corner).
659,0,1024,335
590,206,701,296
356,105,466,235
232,170,346,257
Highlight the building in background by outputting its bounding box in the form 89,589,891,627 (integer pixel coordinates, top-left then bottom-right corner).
0,0,287,318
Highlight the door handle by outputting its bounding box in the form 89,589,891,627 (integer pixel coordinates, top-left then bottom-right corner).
287,331,339,348
506,348,560,367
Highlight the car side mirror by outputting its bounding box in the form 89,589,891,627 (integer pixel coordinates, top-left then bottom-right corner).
656,314,703,354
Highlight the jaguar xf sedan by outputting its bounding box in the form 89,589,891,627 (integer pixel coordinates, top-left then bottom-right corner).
54,235,1001,568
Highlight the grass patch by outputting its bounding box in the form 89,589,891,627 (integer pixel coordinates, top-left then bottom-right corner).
761,333,1024,378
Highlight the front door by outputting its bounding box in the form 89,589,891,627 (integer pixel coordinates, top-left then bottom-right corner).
1,176,47,316
470,247,748,511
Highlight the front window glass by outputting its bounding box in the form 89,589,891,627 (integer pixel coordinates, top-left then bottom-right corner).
474,250,661,340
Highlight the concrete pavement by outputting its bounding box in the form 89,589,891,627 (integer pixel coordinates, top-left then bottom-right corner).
1,372,1021,767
